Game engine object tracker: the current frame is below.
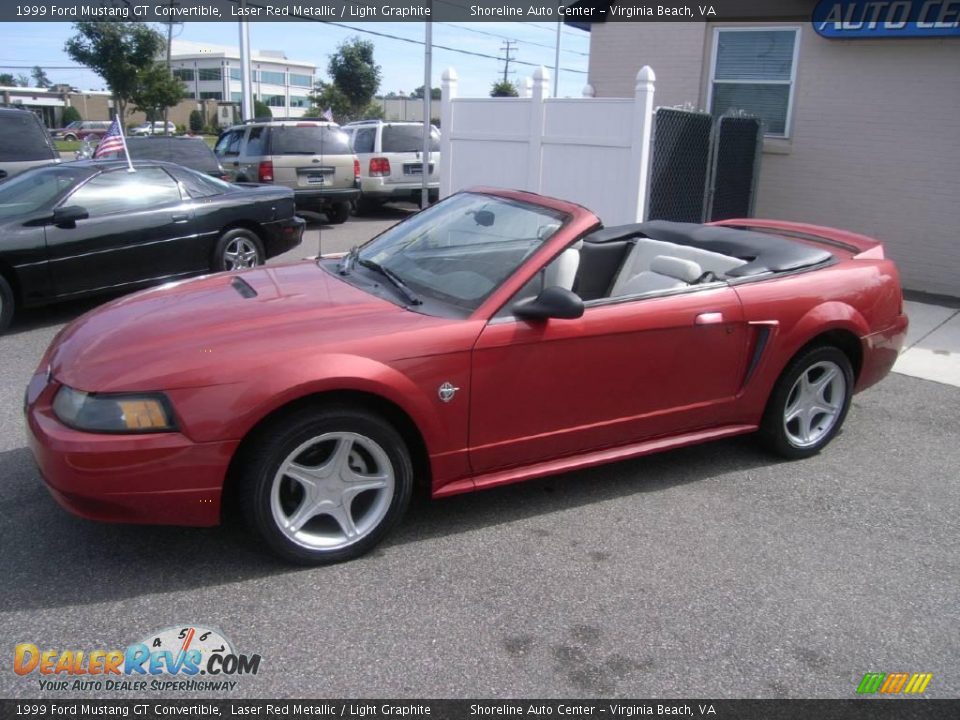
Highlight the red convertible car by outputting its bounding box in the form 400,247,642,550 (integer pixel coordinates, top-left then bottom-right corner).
25,188,908,564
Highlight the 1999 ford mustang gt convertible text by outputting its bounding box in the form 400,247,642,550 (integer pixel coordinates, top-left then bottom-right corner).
26,188,908,564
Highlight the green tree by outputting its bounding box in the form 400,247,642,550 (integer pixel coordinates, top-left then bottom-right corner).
131,62,183,124
62,106,82,124
324,37,381,120
16,74,30,87
253,98,271,120
64,22,165,121
411,85,441,100
0,73,15,86
490,80,519,98
188,109,203,133
31,65,51,88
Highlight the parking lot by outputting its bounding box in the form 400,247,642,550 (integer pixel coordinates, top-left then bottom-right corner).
0,208,957,699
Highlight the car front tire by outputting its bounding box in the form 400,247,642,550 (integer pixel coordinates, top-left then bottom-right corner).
213,228,265,272
326,202,351,225
759,345,854,459
0,275,14,334
239,405,414,565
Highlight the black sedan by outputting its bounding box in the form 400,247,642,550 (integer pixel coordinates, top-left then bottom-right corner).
0,160,304,332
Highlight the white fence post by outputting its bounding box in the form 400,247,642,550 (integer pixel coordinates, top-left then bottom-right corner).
527,66,549,193
629,66,656,223
439,67,458,199
519,77,533,98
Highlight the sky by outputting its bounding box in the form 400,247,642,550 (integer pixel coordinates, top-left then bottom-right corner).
0,21,591,98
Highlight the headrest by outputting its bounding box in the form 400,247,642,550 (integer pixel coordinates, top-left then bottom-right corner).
650,255,701,283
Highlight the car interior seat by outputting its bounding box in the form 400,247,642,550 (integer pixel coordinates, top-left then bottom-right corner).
543,240,584,292
616,255,703,296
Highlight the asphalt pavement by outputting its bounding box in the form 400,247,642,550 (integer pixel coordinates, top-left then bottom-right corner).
0,208,957,699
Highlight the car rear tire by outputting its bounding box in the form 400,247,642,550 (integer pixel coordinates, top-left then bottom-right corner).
63,133,77,142
213,228,264,272
0,275,14,334
239,405,414,565
326,202,351,225
759,345,854,459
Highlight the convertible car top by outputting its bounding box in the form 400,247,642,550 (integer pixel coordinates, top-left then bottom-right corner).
586,220,835,277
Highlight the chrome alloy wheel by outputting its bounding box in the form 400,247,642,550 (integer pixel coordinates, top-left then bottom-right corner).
222,237,260,270
270,432,395,551
783,360,847,449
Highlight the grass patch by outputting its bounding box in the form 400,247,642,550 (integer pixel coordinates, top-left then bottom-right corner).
55,140,82,152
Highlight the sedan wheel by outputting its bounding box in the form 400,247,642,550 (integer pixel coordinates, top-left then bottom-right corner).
271,432,395,551
0,274,13,334
759,345,854,459
240,406,413,564
214,229,264,272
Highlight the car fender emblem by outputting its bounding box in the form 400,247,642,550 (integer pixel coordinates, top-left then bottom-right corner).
438,382,459,403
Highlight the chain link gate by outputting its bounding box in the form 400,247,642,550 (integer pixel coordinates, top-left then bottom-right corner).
647,108,763,223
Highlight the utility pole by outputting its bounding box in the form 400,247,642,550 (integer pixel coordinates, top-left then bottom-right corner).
499,41,517,84
163,2,178,136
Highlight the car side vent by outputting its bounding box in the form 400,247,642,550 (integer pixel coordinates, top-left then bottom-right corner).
230,277,258,299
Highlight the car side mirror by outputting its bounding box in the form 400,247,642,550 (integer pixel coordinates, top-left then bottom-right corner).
513,286,584,321
52,205,89,228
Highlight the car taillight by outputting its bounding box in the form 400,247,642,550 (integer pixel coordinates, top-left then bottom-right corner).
354,158,360,179
258,160,274,183
369,157,390,177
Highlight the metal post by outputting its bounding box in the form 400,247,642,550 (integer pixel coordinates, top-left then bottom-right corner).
553,21,561,98
238,16,253,120
421,19,432,209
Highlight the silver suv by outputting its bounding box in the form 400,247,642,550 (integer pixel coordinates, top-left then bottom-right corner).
0,107,59,182
215,119,360,224
342,120,439,213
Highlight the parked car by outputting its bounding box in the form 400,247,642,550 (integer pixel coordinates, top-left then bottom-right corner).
215,119,359,224
25,188,908,565
0,160,304,332
342,120,440,212
129,121,178,137
96,136,229,179
51,120,112,142
0,107,59,181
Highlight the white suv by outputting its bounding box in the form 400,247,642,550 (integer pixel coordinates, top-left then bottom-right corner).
342,120,440,213
130,121,178,136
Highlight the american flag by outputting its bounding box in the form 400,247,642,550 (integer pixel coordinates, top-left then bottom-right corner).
93,117,126,158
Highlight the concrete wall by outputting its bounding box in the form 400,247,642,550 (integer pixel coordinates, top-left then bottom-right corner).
587,22,960,297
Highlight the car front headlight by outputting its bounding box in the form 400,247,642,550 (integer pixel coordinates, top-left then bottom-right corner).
52,385,177,433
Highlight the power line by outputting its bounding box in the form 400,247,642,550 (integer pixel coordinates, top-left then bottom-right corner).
437,22,589,57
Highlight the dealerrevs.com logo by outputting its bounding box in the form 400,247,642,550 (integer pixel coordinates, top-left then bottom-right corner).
14,626,261,693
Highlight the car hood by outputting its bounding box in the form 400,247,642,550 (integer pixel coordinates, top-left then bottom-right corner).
50,262,445,392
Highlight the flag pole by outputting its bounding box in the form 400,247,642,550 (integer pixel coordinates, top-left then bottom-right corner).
117,118,135,172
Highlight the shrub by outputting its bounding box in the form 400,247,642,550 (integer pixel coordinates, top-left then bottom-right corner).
188,109,203,133
62,106,81,124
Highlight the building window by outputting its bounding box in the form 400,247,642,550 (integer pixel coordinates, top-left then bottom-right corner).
289,95,309,108
264,94,285,108
173,68,194,82
709,28,798,137
199,91,222,100
229,68,241,81
197,68,222,82
259,70,285,86
289,73,313,87
231,92,242,103
183,91,196,100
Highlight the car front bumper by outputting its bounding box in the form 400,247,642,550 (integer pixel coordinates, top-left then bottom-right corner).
25,373,235,527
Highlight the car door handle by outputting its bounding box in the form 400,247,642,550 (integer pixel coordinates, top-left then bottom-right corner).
695,312,724,325
171,213,190,223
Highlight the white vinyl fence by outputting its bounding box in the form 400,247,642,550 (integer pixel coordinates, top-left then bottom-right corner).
439,65,656,226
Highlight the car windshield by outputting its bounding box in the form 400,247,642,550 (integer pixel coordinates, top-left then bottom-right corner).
382,125,440,153
270,126,352,155
0,165,87,219
356,192,567,313
0,115,54,161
